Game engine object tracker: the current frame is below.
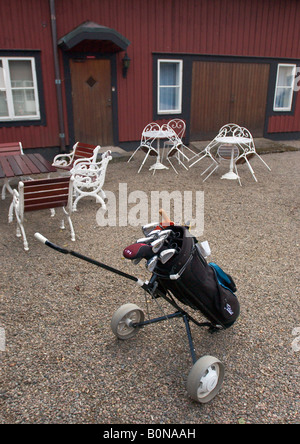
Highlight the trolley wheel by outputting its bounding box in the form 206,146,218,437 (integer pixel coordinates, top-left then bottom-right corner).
111,303,144,340
187,355,224,404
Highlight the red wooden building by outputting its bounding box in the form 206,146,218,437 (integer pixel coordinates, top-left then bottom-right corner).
0,0,300,154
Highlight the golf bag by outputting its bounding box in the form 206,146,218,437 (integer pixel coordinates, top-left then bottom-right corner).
125,224,240,328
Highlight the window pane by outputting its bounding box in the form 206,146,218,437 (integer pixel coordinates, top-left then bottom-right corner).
274,87,293,109
277,66,295,87
160,62,180,86
0,90,9,116
160,86,180,110
12,89,37,116
9,60,34,87
0,57,40,120
158,60,182,113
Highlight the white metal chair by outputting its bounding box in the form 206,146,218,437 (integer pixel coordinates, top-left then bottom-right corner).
52,141,100,172
70,148,112,211
164,119,197,160
162,124,189,174
234,126,271,182
127,122,159,173
9,176,75,251
188,132,229,182
189,123,244,181
218,123,242,138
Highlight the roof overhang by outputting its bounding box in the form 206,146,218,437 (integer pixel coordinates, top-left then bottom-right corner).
58,21,130,53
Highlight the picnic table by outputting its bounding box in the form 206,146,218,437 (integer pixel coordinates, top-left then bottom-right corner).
0,153,57,198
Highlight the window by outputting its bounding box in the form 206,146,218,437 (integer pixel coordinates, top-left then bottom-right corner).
157,60,182,114
0,57,40,121
273,64,296,112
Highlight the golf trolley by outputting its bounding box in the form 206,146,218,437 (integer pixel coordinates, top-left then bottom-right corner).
35,212,239,404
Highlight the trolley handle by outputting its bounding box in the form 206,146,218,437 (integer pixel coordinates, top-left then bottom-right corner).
34,233,69,254
34,233,148,290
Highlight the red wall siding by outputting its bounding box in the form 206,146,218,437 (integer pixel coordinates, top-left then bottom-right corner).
1,0,300,149
0,0,63,149
53,0,300,141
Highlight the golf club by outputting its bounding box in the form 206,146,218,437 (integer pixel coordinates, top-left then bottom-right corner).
142,222,160,236
151,234,169,253
159,248,177,264
147,255,159,272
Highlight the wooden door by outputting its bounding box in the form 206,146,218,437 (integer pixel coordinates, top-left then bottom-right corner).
70,59,113,146
190,61,270,140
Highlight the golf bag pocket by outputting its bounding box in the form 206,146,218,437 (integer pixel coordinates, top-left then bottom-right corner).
208,263,239,325
208,262,237,293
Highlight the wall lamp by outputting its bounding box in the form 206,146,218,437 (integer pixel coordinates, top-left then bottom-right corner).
122,52,131,78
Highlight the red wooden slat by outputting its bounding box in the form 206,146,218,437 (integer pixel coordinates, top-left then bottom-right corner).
24,199,69,212
26,153,54,174
0,142,21,156
4,156,23,176
18,155,41,174
32,153,57,173
76,142,97,149
13,155,37,176
24,185,69,195
24,192,69,203
0,157,15,178
74,146,96,157
23,176,70,188
24,189,69,198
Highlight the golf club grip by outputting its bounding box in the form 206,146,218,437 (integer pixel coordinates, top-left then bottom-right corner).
35,233,70,254
34,232,48,244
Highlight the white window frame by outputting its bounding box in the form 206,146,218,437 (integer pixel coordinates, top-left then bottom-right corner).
273,63,296,112
157,59,183,114
0,56,40,121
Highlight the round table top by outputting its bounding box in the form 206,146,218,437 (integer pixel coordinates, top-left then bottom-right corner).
143,129,174,138
215,136,251,144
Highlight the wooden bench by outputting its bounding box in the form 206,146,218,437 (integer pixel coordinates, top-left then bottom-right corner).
0,141,24,157
9,176,75,251
52,141,100,171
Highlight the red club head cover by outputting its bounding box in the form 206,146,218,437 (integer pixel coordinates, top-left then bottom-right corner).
123,243,154,260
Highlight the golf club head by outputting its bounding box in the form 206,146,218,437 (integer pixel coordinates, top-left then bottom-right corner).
151,234,169,253
147,229,162,238
136,235,156,244
142,222,160,236
157,229,173,238
146,255,158,272
159,248,177,264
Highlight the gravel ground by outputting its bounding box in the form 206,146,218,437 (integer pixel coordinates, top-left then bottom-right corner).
0,150,299,424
